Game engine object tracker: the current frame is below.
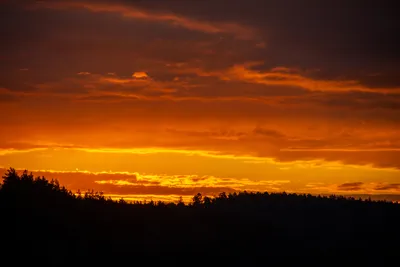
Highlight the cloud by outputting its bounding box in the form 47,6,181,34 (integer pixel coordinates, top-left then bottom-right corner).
4,0,399,86
274,150,400,170
0,148,47,156
253,127,286,139
298,92,400,111
0,87,35,102
19,69,400,114
337,182,364,191
29,72,185,100
374,183,400,191
132,72,149,79
1,99,400,170
166,129,246,141
172,62,400,94
32,1,257,39
77,72,91,75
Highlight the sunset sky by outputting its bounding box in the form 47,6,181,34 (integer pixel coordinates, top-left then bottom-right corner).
1,0,399,202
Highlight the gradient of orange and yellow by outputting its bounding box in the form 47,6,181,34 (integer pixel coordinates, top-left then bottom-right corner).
1,0,400,202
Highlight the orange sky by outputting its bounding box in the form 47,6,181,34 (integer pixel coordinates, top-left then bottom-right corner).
1,0,400,202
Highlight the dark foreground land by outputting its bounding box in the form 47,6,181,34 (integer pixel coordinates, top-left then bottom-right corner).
1,168,399,266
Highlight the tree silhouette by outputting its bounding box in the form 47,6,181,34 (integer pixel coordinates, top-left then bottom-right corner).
0,167,399,266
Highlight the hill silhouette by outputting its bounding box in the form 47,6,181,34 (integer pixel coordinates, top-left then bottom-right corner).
1,168,399,266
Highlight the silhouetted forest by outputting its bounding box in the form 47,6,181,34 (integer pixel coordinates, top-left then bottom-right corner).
1,168,399,266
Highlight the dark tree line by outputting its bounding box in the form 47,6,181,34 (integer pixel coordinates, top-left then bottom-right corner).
0,168,399,266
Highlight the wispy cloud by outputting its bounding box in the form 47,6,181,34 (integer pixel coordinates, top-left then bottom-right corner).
32,1,256,39
374,183,400,191
337,182,364,191
77,72,91,75
172,62,400,94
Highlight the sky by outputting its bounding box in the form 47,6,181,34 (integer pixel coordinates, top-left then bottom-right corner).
1,0,399,202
